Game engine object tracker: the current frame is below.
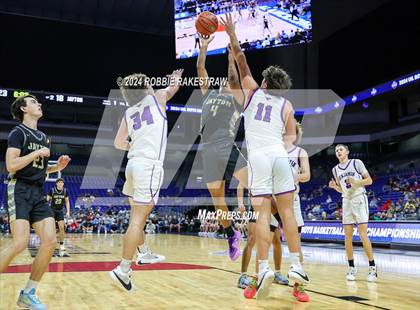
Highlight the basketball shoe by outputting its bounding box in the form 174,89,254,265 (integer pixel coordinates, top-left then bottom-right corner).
288,264,309,285
256,267,274,300
227,230,241,261
346,266,357,281
237,273,250,289
17,288,46,310
273,272,289,285
136,246,165,265
109,266,135,292
292,283,310,302
367,266,377,282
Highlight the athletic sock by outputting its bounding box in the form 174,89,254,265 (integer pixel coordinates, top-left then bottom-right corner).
258,260,269,274
274,269,281,274
225,225,235,238
348,259,355,267
24,279,39,293
138,243,149,254
369,260,375,267
289,252,301,266
119,258,132,273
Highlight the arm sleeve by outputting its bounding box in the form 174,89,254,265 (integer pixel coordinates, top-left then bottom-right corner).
355,159,368,176
65,189,69,198
7,129,24,150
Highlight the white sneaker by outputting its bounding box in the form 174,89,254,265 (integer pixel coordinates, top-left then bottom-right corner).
136,250,165,265
346,266,357,281
288,264,309,285
109,266,135,292
367,266,377,282
256,268,274,300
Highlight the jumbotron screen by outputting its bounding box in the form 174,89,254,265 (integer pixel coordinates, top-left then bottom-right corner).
175,0,312,59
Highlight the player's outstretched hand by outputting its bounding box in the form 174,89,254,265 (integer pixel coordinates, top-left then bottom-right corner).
168,69,184,86
57,155,71,171
220,13,236,35
328,179,337,189
199,34,215,47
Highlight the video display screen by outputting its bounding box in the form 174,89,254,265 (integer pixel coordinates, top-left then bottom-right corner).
175,0,312,59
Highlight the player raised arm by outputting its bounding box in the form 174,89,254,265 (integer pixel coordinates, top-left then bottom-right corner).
221,13,259,95
227,44,245,105
156,68,184,106
197,35,215,95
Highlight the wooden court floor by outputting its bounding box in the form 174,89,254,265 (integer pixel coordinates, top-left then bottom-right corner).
0,233,419,309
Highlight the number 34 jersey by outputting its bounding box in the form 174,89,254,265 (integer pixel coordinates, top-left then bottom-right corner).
243,88,287,153
125,95,168,162
7,124,49,184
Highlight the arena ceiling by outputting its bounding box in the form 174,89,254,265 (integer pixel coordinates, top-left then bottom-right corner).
0,0,174,35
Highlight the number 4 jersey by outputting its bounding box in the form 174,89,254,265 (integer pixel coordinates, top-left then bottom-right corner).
125,95,168,162
7,124,49,184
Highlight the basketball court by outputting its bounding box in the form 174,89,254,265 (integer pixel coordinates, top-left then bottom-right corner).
1,234,418,309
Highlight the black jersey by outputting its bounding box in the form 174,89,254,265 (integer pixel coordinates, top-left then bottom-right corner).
7,124,49,184
200,89,241,144
48,187,68,210
263,17,269,27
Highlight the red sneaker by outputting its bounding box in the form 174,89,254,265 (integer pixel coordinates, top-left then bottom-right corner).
292,284,310,302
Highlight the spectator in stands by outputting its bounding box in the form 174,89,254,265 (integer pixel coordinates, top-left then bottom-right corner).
321,211,327,220
169,216,181,233
145,221,156,234
325,195,332,204
369,196,379,209
379,199,392,211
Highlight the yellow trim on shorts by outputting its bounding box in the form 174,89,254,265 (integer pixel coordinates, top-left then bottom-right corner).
7,179,17,222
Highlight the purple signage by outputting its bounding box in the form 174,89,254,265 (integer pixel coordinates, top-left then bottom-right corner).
301,221,420,245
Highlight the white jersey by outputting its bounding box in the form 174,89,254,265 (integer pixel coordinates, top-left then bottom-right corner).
288,145,302,193
332,159,368,199
125,95,167,162
243,88,287,153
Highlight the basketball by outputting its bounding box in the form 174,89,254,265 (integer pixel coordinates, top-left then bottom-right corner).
195,11,219,36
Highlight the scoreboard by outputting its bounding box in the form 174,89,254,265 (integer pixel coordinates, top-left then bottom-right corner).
0,88,203,114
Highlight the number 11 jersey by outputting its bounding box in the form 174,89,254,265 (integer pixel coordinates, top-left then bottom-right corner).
243,88,287,153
